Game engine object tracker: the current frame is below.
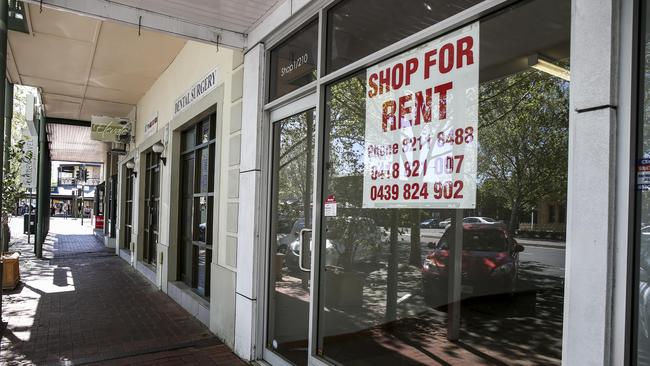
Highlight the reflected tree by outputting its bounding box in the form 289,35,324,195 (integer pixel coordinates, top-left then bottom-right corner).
478,70,569,233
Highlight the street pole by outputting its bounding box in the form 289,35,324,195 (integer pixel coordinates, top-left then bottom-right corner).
81,183,84,226
35,112,46,258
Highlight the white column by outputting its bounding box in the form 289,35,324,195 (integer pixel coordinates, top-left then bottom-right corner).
234,43,265,361
562,0,619,364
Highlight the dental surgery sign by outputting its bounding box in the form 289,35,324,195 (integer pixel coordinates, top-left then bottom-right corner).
174,67,218,115
363,23,479,209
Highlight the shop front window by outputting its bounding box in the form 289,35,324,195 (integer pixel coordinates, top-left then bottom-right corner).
179,112,216,298
269,20,318,101
317,0,570,364
124,168,134,249
326,0,486,73
143,151,160,266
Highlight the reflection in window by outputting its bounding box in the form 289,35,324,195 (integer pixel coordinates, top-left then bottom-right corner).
326,0,485,73
269,20,319,101
179,112,216,298
318,0,569,364
267,109,316,366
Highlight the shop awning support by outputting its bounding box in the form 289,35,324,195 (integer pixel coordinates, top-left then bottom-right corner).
35,110,48,258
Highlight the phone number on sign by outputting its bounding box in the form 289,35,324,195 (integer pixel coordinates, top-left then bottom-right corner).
369,181,464,201
371,154,464,180
367,127,475,158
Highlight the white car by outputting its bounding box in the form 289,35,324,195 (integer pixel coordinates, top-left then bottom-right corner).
438,218,451,228
443,216,501,229
463,217,500,225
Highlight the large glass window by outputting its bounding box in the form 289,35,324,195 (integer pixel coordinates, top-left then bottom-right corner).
179,112,217,298
326,0,486,73
124,167,134,249
317,0,570,364
143,151,160,266
269,20,319,101
634,2,650,363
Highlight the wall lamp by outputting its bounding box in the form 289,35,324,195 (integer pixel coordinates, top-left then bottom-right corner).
125,160,137,177
152,142,167,166
528,54,570,81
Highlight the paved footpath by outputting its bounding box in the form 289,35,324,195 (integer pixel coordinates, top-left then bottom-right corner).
1,218,246,366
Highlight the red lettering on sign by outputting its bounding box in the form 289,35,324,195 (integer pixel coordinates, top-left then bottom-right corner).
392,63,404,90
368,73,378,98
382,100,397,132
414,88,432,125
379,68,391,94
434,82,453,120
405,58,418,86
457,36,474,68
424,49,437,80
399,94,413,128
439,43,454,74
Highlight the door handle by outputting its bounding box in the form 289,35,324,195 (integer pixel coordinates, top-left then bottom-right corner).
299,228,312,272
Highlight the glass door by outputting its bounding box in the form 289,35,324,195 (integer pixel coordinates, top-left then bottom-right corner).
266,107,316,366
143,151,160,266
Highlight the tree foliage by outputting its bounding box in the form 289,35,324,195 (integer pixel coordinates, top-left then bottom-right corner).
477,70,569,231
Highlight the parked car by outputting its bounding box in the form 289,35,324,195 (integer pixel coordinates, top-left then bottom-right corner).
438,218,452,228
420,219,440,229
463,216,500,224
442,216,502,229
422,224,524,306
277,218,305,254
284,216,387,273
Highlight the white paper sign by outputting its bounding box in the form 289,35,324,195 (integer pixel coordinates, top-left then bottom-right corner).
363,23,479,209
324,195,337,217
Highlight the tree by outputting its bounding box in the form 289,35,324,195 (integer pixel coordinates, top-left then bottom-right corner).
1,85,32,253
477,69,569,232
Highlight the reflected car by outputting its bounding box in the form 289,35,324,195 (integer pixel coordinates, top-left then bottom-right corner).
420,219,440,229
284,217,387,273
422,224,524,306
277,218,305,254
442,216,502,229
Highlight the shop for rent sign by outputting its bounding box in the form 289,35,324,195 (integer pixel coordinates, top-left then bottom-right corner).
363,23,479,209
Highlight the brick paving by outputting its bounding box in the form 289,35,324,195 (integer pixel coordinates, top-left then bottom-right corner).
1,217,246,366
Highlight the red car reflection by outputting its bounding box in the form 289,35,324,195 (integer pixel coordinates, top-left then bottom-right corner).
422,224,524,306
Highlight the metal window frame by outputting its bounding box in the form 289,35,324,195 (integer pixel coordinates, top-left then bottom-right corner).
626,0,644,364
178,113,217,297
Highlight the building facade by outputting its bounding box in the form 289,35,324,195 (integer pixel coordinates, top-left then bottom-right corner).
90,0,648,364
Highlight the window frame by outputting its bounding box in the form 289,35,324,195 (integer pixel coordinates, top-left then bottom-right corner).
178,112,217,298
143,151,160,266
259,0,569,364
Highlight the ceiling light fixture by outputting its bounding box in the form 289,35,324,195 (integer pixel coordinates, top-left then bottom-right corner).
528,54,570,82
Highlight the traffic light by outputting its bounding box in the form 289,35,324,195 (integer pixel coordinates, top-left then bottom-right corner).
75,169,80,181
81,168,87,182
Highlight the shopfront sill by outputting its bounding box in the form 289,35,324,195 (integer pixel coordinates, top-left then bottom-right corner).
135,260,157,285
118,248,131,262
169,281,211,327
